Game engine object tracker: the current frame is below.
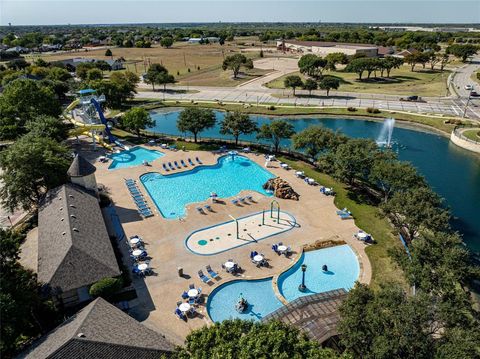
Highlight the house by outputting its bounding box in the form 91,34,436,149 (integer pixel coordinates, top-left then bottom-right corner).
17,297,175,358
36,155,120,307
56,57,124,71
104,58,124,71
277,40,379,57
6,46,29,53
391,48,420,59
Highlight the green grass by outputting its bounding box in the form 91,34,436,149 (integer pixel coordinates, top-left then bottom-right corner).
150,100,469,134
462,129,480,141
278,157,407,290
266,65,450,97
471,71,480,86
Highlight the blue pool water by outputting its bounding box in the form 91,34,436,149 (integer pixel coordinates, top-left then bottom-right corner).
108,146,164,169
140,155,274,218
207,278,283,322
278,245,360,301
149,110,480,251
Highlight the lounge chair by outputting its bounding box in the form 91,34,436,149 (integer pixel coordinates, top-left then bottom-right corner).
162,163,169,171
168,162,175,170
246,195,253,202
182,291,189,299
231,199,239,205
196,156,203,164
205,204,212,212
198,270,211,283
188,158,195,166
181,159,188,167
238,197,246,204
174,161,181,169
196,206,204,214
206,265,219,279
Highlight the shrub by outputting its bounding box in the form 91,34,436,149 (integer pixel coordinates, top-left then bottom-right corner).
177,71,180,76
477,72,480,81
89,277,123,299
187,68,191,73
197,66,200,70
268,105,276,111
105,49,112,57
99,193,111,208
347,106,357,112
366,107,380,114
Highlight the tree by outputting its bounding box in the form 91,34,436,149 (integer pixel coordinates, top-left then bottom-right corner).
0,135,71,211
319,76,340,96
121,107,154,137
257,119,295,153
175,319,342,359
177,107,216,142
144,63,168,91
219,111,257,145
381,186,451,243
284,75,303,96
339,283,436,359
345,58,370,80
160,37,174,48
426,51,441,70
75,62,96,80
381,57,403,77
222,54,253,78
325,52,349,71
302,78,318,96
1,228,60,357
446,44,479,62
90,71,138,109
105,49,112,57
89,277,123,299
369,158,425,203
156,71,175,92
439,53,450,72
46,67,72,82
86,68,103,81
298,54,327,78
94,60,112,72
292,125,345,159
25,115,68,142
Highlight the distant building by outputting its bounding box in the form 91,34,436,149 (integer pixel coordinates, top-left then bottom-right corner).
6,46,29,53
56,57,124,71
36,155,120,307
188,37,220,44
17,297,175,358
277,40,379,57
391,48,420,59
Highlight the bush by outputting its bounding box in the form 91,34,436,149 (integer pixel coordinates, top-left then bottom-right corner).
268,105,276,111
197,66,200,70
177,71,180,76
105,49,112,57
366,107,380,114
347,106,357,112
99,193,111,208
89,277,123,299
188,68,191,73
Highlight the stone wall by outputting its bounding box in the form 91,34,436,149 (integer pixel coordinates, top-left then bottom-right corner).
450,130,480,154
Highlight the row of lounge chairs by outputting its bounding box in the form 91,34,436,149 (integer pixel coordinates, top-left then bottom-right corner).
161,157,203,172
231,195,254,206
198,265,219,283
125,179,154,218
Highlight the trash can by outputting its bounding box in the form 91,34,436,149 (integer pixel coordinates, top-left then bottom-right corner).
177,267,183,277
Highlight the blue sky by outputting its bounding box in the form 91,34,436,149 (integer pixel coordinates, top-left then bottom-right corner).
1,1,479,26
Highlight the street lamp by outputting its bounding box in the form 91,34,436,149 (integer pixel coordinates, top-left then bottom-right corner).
298,264,307,292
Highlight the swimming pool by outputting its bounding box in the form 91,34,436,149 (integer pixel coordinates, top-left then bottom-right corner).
140,155,275,218
278,245,360,301
108,147,164,169
207,278,283,322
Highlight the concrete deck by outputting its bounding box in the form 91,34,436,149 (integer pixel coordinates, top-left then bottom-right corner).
90,144,373,344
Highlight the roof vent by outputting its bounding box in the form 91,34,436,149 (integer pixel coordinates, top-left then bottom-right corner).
73,228,79,232
60,207,63,211
58,197,62,200
70,214,76,219
69,195,74,198
69,205,75,208
77,333,86,338
62,232,66,235
61,218,64,221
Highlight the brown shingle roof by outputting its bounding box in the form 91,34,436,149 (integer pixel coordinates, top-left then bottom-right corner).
67,155,96,177
37,184,120,293
17,298,175,358
261,289,348,344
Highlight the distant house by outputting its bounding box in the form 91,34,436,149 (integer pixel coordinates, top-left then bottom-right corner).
277,40,380,57
188,38,202,44
187,37,219,44
36,155,120,307
17,298,175,358
56,57,124,71
6,46,29,53
391,48,420,59
104,58,124,70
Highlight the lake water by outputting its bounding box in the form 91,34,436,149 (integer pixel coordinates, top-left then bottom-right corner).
149,109,480,252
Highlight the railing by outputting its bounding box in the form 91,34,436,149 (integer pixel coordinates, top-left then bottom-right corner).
453,125,480,145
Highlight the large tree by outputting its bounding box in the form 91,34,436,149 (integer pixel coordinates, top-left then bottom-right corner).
175,319,343,359
121,107,154,137
0,135,71,211
298,54,328,78
302,78,318,96
292,125,345,159
284,75,303,96
25,115,68,142
160,37,174,48
219,111,257,145
90,71,138,109
318,76,340,96
325,52,349,71
257,119,295,153
446,44,478,62
222,54,253,78
177,107,216,142
144,63,169,91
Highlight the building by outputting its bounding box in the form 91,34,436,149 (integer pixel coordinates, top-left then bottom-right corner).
187,37,220,44
56,57,124,71
37,155,120,307
17,298,174,358
277,40,379,57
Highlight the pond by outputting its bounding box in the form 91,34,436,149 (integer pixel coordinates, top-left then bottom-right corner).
149,109,480,252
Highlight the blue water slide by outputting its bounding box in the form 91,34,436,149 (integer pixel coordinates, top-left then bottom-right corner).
90,97,121,146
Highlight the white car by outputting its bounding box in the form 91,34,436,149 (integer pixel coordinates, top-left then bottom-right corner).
465,84,473,90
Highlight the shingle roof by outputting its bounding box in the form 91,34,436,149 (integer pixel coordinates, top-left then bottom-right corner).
284,40,378,50
17,298,175,359
37,184,120,293
67,155,96,177
261,289,348,344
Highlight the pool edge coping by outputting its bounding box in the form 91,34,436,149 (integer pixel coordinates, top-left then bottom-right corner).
107,145,165,170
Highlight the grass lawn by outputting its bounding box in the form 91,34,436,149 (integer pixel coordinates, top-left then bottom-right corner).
462,129,480,141
155,100,467,134
471,71,480,86
175,65,270,87
265,65,449,97
277,157,407,290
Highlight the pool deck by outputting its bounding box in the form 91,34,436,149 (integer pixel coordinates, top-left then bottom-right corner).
91,144,372,345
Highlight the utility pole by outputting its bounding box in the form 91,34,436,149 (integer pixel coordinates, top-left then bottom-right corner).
463,95,471,118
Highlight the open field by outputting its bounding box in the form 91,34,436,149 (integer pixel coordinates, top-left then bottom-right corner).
266,65,450,97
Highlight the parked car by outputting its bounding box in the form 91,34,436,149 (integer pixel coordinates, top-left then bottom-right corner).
470,91,479,97
399,95,425,102
465,84,473,90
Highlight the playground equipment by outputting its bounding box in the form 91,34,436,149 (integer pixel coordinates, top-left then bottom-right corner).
270,200,280,223
65,89,126,150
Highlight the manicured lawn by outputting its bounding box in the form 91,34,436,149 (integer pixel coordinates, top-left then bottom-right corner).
462,129,480,141
266,65,450,97
175,65,270,87
277,157,408,290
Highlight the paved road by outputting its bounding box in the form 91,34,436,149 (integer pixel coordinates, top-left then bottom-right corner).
451,56,480,98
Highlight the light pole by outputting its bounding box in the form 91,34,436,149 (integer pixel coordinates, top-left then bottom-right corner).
298,264,307,292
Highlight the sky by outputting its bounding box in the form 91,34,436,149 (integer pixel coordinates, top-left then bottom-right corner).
0,0,479,26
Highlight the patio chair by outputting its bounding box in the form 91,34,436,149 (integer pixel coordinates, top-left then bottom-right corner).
162,163,169,171
188,297,196,305
198,270,211,283
174,308,186,320
189,306,197,316
189,283,195,289
206,265,219,279
182,291,189,299
239,197,246,203
196,156,203,164
181,159,188,167
174,161,181,169
196,207,204,214
176,301,182,307
197,287,202,295
188,158,195,166
272,244,279,253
